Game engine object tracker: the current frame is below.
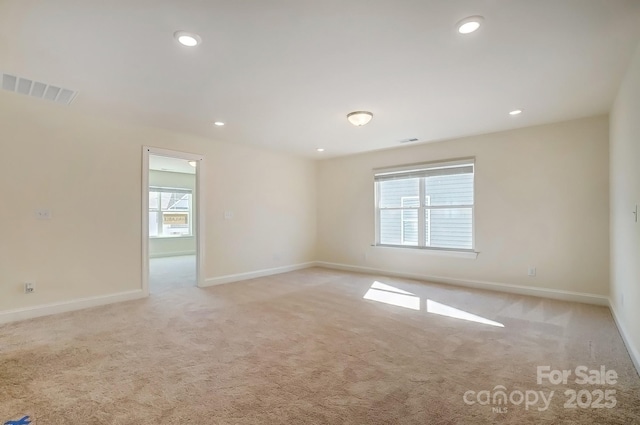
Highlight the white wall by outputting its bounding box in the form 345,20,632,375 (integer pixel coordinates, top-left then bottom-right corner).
610,41,640,369
0,93,316,313
317,116,610,297
148,170,196,258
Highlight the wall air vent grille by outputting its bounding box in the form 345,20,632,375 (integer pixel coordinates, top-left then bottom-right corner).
1,72,78,105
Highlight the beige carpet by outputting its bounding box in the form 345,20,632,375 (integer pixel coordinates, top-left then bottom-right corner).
1,268,639,424
149,255,196,294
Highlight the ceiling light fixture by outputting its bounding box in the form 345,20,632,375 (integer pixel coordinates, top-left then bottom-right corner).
456,16,484,34
509,109,523,115
316,148,325,152
347,111,373,127
188,160,197,167
174,31,202,47
213,121,225,126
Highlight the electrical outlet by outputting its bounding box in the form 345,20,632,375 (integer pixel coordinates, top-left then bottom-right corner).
527,266,536,277
24,281,35,294
35,209,52,220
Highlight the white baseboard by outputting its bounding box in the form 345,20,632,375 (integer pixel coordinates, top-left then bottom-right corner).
0,290,146,325
608,301,640,377
203,262,316,287
315,261,609,306
150,251,196,258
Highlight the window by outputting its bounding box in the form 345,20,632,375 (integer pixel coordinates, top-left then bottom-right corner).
375,159,474,251
400,196,419,245
149,187,192,237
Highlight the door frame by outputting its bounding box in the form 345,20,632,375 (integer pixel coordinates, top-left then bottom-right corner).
142,146,205,295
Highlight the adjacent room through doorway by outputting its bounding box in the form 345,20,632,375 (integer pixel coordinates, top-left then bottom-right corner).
147,154,198,294
149,254,196,294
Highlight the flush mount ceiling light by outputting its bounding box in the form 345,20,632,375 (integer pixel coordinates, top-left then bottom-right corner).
347,111,373,126
213,121,225,126
509,109,523,115
316,148,325,152
174,31,202,47
456,16,484,34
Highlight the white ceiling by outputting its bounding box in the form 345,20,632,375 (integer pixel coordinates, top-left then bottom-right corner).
1,0,639,158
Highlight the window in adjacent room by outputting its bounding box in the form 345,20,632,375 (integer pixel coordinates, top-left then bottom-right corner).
149,187,192,237
375,159,474,251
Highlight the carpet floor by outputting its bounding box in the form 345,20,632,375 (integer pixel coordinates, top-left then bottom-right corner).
149,255,196,294
1,268,639,424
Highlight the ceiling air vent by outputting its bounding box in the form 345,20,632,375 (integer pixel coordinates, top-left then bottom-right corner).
399,138,419,144
1,72,78,105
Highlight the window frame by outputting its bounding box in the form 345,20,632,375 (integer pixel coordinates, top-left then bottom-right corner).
374,158,475,253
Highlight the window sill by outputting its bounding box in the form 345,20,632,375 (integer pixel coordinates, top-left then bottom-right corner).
372,244,478,259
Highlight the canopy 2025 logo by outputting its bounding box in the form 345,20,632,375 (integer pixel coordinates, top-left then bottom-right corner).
463,365,618,413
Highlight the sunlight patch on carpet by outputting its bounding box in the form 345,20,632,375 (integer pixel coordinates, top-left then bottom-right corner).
362,281,505,327
426,299,504,327
363,281,420,310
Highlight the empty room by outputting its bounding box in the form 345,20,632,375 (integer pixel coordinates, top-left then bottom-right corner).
1,1,640,424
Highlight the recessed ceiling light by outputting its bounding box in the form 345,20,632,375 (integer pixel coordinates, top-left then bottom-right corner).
456,16,484,34
174,31,201,47
509,109,523,115
213,121,225,126
316,148,325,152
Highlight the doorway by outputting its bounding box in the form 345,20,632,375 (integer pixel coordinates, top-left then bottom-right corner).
142,147,204,295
